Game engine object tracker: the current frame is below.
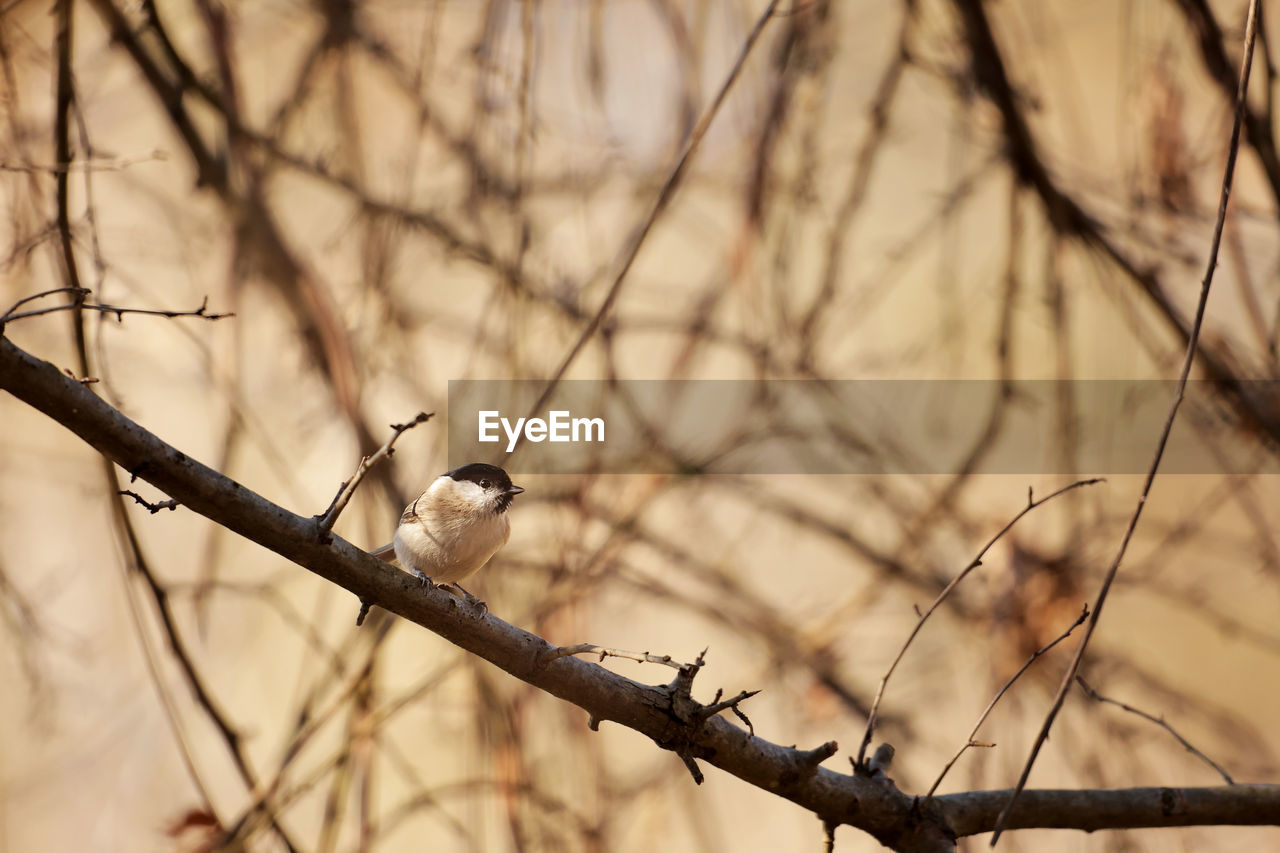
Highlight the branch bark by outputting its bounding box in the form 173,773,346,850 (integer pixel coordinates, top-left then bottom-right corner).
3,334,1278,849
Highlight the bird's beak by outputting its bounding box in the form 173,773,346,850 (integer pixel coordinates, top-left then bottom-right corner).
507,484,525,495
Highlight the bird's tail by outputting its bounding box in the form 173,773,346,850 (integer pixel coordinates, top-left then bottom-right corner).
369,543,397,563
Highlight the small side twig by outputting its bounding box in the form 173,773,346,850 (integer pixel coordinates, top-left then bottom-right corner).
1,287,88,321
62,368,98,385
855,478,1103,767
314,412,434,534
118,489,180,514
544,643,686,669
926,605,1089,798
0,290,232,327
695,687,762,736
794,740,839,771
355,599,373,627
678,753,704,785
866,743,895,777
0,149,166,174
1076,676,1234,785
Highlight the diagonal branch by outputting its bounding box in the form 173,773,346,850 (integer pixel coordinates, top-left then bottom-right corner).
7,326,1279,848
314,411,433,534
1076,677,1234,786
927,606,1089,798
855,478,1103,767
991,0,1263,842
0,333,919,846
513,0,784,448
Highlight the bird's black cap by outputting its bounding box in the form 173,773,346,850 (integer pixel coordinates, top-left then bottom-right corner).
445,463,523,496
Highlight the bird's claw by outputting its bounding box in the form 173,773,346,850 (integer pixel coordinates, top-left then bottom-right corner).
452,583,487,614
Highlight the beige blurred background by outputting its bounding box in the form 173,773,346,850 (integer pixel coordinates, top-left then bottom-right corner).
2,0,1279,850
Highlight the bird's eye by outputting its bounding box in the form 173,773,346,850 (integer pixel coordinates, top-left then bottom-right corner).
479,479,490,489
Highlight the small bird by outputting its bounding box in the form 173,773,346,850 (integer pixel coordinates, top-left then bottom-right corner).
370,463,523,601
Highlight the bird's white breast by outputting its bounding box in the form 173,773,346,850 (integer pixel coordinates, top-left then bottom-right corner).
393,480,512,584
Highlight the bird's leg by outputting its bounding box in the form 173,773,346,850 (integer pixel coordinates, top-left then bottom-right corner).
413,569,434,589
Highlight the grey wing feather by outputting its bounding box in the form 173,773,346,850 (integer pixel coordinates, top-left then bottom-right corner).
369,542,397,562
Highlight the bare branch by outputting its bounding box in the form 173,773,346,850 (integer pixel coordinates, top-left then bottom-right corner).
118,489,180,514
0,290,233,327
942,785,1280,837
1,287,88,319
314,412,434,535
1076,677,1235,785
855,478,1103,767
927,606,1089,798
543,643,687,670
3,334,1278,846
512,0,785,450
0,150,166,173
992,1,1262,841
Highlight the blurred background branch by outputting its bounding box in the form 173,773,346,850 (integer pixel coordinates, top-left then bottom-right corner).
2,0,1279,850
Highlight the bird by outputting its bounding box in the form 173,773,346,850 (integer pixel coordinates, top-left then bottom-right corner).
370,462,523,602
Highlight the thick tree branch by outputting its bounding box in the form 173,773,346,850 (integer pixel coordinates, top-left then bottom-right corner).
5,334,1279,848
941,785,1280,836
0,334,921,848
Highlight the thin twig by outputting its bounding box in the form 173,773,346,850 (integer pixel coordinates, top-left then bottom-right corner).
0,287,88,319
855,478,1104,767
0,150,166,173
990,0,1262,842
697,689,762,721
926,606,1089,798
1076,677,1234,785
511,0,784,452
543,643,688,670
0,292,233,326
314,412,434,534
119,489,180,514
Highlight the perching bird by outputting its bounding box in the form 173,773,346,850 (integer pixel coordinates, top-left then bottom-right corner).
370,462,523,601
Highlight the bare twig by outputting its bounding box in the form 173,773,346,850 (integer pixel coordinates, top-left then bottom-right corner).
926,606,1089,798
855,478,1104,767
543,643,687,670
6,334,1280,845
696,688,762,735
355,599,373,627
678,753,704,785
118,489,180,514
0,150,166,173
1076,676,1234,785
794,740,839,769
0,291,233,326
991,0,1262,842
314,412,434,534
1,287,88,320
61,368,98,385
512,0,784,451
